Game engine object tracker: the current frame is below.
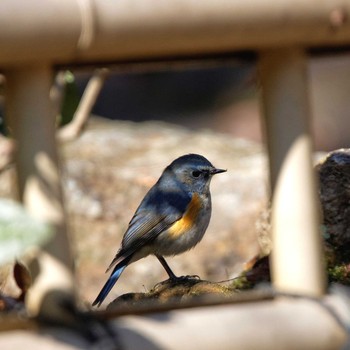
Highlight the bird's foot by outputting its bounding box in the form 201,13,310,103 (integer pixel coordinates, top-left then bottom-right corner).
154,275,198,288
171,274,200,281
165,274,201,285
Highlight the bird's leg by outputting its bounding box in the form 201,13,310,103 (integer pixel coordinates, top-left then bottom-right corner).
156,255,201,283
156,255,177,280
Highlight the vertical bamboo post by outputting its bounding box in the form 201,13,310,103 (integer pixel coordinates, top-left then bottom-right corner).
259,48,325,296
5,65,74,316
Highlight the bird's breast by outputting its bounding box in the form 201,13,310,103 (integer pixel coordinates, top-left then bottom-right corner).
154,192,211,256
168,192,202,239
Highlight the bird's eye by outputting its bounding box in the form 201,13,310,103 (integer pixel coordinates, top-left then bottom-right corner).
192,170,201,178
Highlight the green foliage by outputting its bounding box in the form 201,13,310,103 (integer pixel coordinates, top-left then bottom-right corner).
0,199,53,265
229,275,254,290
327,263,350,285
57,71,80,127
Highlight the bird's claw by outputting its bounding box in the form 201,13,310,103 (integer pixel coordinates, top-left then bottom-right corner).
185,274,201,280
169,274,201,282
154,274,201,289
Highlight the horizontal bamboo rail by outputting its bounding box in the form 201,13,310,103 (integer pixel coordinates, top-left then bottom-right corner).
0,0,350,66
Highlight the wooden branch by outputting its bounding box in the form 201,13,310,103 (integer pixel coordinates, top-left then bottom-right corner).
57,68,109,142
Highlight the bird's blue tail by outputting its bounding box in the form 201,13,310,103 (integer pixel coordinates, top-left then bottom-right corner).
92,257,131,307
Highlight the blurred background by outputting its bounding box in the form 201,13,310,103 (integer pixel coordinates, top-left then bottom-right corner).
1,53,350,151
68,53,350,152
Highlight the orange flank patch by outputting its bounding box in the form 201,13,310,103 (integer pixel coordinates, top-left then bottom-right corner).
168,193,201,238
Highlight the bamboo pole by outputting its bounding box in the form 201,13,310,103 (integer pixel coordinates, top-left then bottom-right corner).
0,0,350,66
4,65,74,317
0,294,347,349
259,48,325,296
113,296,347,350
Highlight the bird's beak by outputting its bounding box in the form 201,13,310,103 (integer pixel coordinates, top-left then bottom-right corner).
210,168,227,175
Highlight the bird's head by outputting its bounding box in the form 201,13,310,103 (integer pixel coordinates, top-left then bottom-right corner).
164,154,226,193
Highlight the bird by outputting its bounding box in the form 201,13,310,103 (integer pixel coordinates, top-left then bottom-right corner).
92,153,226,307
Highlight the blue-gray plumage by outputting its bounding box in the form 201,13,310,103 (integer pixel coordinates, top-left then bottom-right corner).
92,154,226,307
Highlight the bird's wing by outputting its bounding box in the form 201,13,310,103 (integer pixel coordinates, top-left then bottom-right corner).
106,187,191,272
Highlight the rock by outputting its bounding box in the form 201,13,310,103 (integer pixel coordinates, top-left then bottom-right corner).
317,149,350,284
107,277,232,311
317,149,350,248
